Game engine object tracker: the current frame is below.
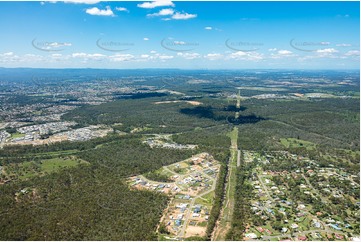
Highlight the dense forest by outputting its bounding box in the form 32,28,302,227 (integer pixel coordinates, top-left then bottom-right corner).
0,127,232,240
0,135,198,240
0,69,359,240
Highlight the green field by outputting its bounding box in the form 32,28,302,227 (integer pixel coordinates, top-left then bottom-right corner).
4,157,86,180
280,138,316,150
11,132,25,139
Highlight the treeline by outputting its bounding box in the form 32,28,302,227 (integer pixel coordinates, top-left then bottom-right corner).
205,163,228,239
0,134,120,165
62,97,222,134
226,158,255,241
144,170,172,183
172,126,231,163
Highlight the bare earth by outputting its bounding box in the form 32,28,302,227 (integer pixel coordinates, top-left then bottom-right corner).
185,225,206,238
154,101,202,106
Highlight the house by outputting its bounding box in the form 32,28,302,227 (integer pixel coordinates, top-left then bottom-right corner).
291,223,299,229
194,207,201,213
329,224,342,230
256,227,264,233
192,213,200,217
335,234,344,240
312,219,321,228
245,233,257,239
175,219,182,226
251,207,259,212
311,232,322,239
176,203,187,209
297,204,306,210
267,208,275,214
281,227,288,233
298,236,307,241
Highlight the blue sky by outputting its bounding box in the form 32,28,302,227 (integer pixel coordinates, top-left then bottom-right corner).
0,1,359,69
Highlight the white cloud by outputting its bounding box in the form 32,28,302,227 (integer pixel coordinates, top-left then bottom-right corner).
109,54,134,62
345,50,360,56
3,52,14,56
229,51,247,58
49,42,72,48
72,53,87,58
141,54,150,58
40,1,45,5
204,53,223,61
147,9,196,20
316,48,338,53
227,51,264,61
278,50,293,55
57,0,100,4
0,52,46,63
85,6,114,16
143,38,149,41
171,12,197,20
147,8,174,17
177,52,201,60
150,50,157,54
205,27,212,30
158,55,174,60
115,7,128,12
269,50,294,59
336,43,352,47
137,0,174,9
72,53,106,60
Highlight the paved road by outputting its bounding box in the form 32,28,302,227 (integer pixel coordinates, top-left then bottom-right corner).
258,174,274,202
301,171,330,204
178,169,218,238
163,166,180,176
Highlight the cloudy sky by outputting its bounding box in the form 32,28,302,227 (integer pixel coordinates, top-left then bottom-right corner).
0,0,359,69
